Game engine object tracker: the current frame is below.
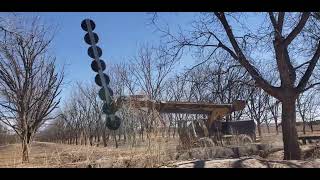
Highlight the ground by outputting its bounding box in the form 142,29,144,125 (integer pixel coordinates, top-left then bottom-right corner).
1,131,320,168
0,137,178,168
164,158,320,168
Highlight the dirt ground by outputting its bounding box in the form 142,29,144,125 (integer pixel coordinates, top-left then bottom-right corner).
1,131,320,168
164,157,320,168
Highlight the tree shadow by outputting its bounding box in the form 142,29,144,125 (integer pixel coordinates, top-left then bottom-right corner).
258,159,302,168
231,157,303,168
193,160,205,168
231,157,253,168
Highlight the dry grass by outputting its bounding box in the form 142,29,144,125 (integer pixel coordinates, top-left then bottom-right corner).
0,136,180,168
1,138,319,168
259,124,320,135
2,125,320,168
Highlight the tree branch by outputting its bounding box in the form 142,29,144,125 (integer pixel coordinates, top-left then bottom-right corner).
294,60,311,70
268,12,278,31
301,82,320,93
284,12,310,46
215,12,281,99
296,41,320,92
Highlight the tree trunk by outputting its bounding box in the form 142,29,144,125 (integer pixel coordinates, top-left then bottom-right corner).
266,122,270,133
257,120,262,137
89,136,93,146
75,134,78,145
113,132,118,148
102,136,107,147
302,119,306,135
68,135,71,144
21,138,29,163
310,121,314,132
102,130,107,147
80,134,83,145
141,128,144,141
133,132,136,146
173,126,176,138
281,99,301,160
21,131,32,163
275,117,279,135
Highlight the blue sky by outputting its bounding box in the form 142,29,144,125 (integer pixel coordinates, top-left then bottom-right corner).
7,12,198,101
0,12,269,103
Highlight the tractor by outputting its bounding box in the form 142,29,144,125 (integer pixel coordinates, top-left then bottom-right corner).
114,95,256,150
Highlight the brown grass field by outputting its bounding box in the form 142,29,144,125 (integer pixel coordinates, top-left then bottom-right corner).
0,136,179,168
1,125,320,168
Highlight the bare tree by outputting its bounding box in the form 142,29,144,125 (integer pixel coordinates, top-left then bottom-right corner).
297,90,320,134
153,12,320,160
128,44,177,138
0,122,7,145
266,96,280,134
129,44,177,100
0,17,63,162
246,87,269,137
